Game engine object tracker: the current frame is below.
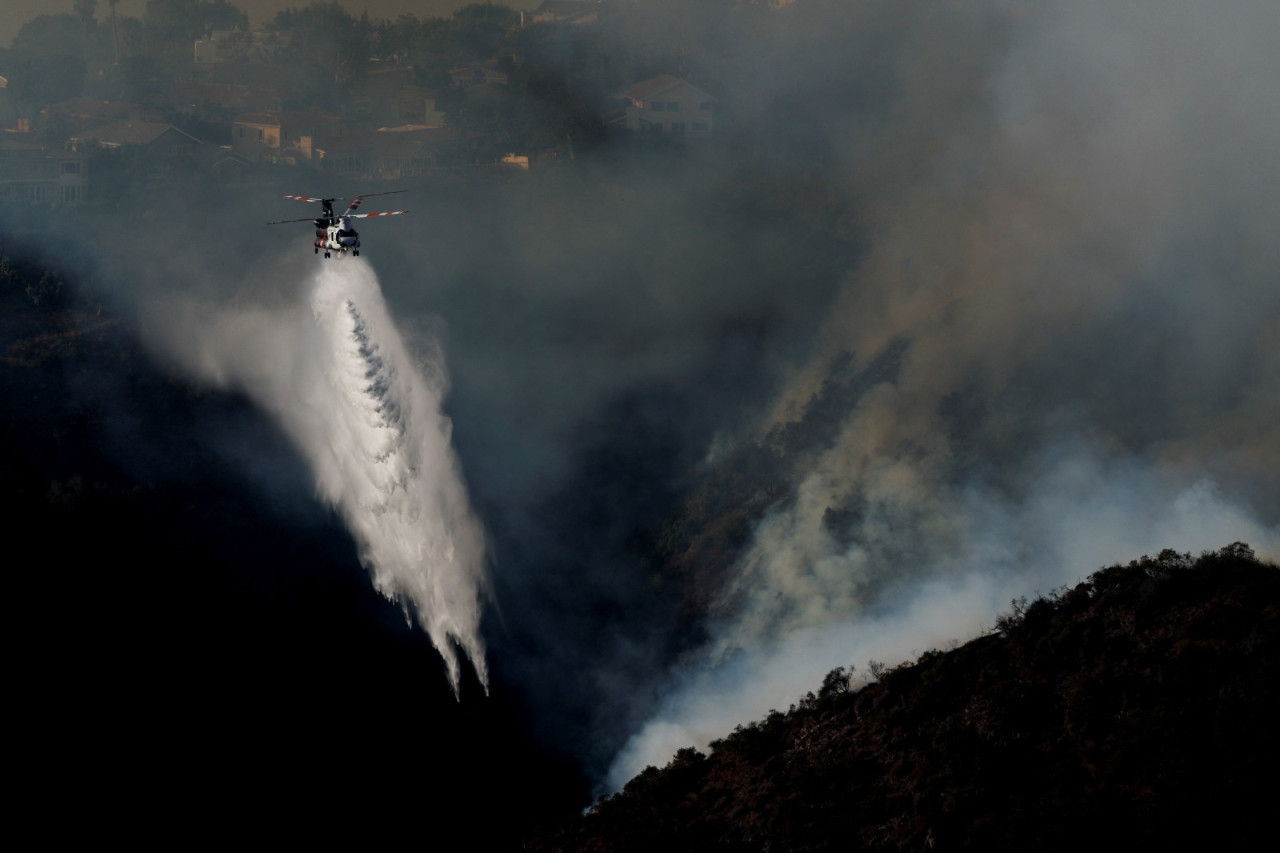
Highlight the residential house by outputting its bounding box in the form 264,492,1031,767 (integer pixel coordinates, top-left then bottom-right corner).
531,1,603,25
608,75,717,137
231,109,344,165
318,128,440,179
448,64,509,87
1,76,16,127
0,139,88,205
423,96,448,128
230,111,281,162
43,99,157,134
208,146,254,182
195,30,240,64
74,121,203,157
349,67,427,124
195,29,284,64
71,121,204,181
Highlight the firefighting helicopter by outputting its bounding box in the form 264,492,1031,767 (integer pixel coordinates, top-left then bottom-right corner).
267,191,408,258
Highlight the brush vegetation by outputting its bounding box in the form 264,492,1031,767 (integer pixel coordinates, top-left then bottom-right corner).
532,544,1279,851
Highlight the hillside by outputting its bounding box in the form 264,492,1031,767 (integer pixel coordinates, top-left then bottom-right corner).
532,544,1279,851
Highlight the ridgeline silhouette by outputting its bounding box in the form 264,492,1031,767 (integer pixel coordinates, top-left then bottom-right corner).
533,544,1279,851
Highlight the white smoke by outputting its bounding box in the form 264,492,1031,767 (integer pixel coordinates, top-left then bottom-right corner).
150,260,489,693
610,454,1279,788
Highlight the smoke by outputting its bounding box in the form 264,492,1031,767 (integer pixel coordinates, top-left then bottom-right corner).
147,260,488,693
611,456,1279,788
7,0,1277,808
609,0,1280,784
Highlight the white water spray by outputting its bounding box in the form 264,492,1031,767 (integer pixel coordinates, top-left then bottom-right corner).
157,260,488,693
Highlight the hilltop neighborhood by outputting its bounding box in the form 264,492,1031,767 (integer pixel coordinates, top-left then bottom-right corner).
0,1,721,206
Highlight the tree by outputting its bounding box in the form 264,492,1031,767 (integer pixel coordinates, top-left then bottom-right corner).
378,13,421,62
73,0,98,61
107,0,121,63
270,3,366,84
11,14,85,59
449,3,521,61
144,0,247,44
8,52,87,114
819,665,853,698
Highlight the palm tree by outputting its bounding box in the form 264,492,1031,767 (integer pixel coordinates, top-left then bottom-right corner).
73,0,98,62
107,0,121,64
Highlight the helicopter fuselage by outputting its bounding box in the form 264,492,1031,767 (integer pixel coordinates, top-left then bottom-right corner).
314,216,360,257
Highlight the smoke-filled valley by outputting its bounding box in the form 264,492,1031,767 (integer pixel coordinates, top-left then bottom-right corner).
3,0,1278,842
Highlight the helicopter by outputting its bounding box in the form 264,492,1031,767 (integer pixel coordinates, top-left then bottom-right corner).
267,191,408,258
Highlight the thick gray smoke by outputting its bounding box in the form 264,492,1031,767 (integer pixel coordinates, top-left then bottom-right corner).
610,0,1280,785
148,260,489,692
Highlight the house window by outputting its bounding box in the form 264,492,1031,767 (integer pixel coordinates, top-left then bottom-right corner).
671,122,685,136
650,102,665,112
61,161,81,174
666,102,679,112
257,128,264,141
238,127,245,138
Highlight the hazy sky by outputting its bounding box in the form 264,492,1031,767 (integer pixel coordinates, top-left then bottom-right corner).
2,1,541,50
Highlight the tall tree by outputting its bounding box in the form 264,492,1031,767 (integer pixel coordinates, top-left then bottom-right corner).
107,0,121,63
73,0,98,62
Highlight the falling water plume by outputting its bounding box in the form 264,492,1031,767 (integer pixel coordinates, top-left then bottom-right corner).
159,260,489,694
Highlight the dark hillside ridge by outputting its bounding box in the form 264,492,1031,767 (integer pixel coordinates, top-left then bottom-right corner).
534,545,1279,851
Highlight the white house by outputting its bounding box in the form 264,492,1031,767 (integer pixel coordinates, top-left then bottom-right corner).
0,141,88,205
610,75,717,138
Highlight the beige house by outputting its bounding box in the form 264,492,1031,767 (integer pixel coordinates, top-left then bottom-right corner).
231,112,281,162
610,75,717,137
231,109,344,164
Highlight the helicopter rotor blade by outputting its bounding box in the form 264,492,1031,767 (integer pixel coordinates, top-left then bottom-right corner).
283,192,404,204
347,210,408,219
343,190,407,215
274,191,408,223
